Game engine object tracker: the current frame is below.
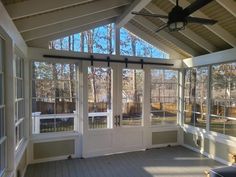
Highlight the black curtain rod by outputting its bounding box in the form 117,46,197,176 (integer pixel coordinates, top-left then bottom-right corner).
43,54,174,66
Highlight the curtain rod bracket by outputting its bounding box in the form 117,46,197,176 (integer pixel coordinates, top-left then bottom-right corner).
90,55,94,66
125,58,128,68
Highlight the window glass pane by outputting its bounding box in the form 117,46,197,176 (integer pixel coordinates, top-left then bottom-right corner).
0,108,4,139
17,78,23,99
0,141,6,175
34,80,55,98
55,98,76,114
32,62,53,80
32,62,77,134
151,69,178,125
122,69,143,126
88,67,111,129
39,117,74,133
32,98,56,114
56,81,76,98
184,67,208,129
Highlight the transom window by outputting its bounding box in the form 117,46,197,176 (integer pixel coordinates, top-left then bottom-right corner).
32,62,77,134
49,23,169,59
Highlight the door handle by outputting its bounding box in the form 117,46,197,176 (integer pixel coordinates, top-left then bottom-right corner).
117,115,121,126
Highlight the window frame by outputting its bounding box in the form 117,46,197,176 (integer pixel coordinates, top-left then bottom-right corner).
31,60,79,135
150,69,179,126
0,35,6,177
15,56,26,150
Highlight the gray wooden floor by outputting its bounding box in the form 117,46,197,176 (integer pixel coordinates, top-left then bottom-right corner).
25,146,223,177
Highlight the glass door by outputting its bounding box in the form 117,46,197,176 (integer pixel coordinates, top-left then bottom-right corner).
87,66,112,129
121,68,144,127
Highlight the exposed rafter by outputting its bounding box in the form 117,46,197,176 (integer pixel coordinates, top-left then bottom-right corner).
5,0,93,20
133,16,198,56
145,3,217,53
14,0,130,32
116,0,152,28
216,0,236,18
23,8,123,42
168,0,236,47
125,23,185,58
26,18,116,48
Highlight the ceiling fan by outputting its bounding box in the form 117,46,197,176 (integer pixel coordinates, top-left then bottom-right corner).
131,0,217,32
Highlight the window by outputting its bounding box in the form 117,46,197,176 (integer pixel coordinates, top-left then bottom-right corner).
32,62,77,134
184,67,208,129
120,28,169,59
150,69,178,125
88,67,112,129
0,37,6,177
122,69,144,126
210,63,236,137
50,23,115,55
49,24,169,59
15,56,25,149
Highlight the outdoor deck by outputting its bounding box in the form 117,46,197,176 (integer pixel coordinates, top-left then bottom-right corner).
24,146,223,177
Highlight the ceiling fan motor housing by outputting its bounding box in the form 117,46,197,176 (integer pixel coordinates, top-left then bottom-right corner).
168,5,187,31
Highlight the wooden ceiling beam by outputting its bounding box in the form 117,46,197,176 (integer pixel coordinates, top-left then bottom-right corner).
5,0,93,20
116,0,152,28
23,8,122,42
26,18,116,48
216,0,236,18
14,0,130,33
125,22,186,58
133,16,199,56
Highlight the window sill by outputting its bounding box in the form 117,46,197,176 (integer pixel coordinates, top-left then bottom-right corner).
31,131,80,141
15,139,28,167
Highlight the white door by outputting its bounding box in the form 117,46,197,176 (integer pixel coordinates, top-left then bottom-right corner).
83,62,147,158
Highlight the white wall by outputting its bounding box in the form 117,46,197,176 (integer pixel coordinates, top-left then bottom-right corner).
0,2,28,177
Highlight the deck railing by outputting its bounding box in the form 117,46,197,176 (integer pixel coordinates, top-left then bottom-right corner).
32,111,110,133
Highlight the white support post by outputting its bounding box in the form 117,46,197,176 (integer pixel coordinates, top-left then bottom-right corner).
5,38,15,174
178,69,185,145
81,61,88,158
143,66,151,148
115,26,120,56
206,65,212,132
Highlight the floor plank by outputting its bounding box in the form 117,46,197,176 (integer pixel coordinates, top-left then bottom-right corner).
24,146,223,177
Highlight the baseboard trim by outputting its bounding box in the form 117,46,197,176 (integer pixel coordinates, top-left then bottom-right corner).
182,144,230,166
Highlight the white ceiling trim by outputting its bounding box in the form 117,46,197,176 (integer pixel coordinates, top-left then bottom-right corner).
169,0,236,47
145,3,217,53
5,0,93,20
133,16,198,56
14,0,130,33
125,22,185,59
116,0,152,28
23,8,122,42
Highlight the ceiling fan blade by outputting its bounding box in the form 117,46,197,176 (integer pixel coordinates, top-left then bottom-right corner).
183,0,213,17
156,24,168,33
131,11,168,19
186,17,217,25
